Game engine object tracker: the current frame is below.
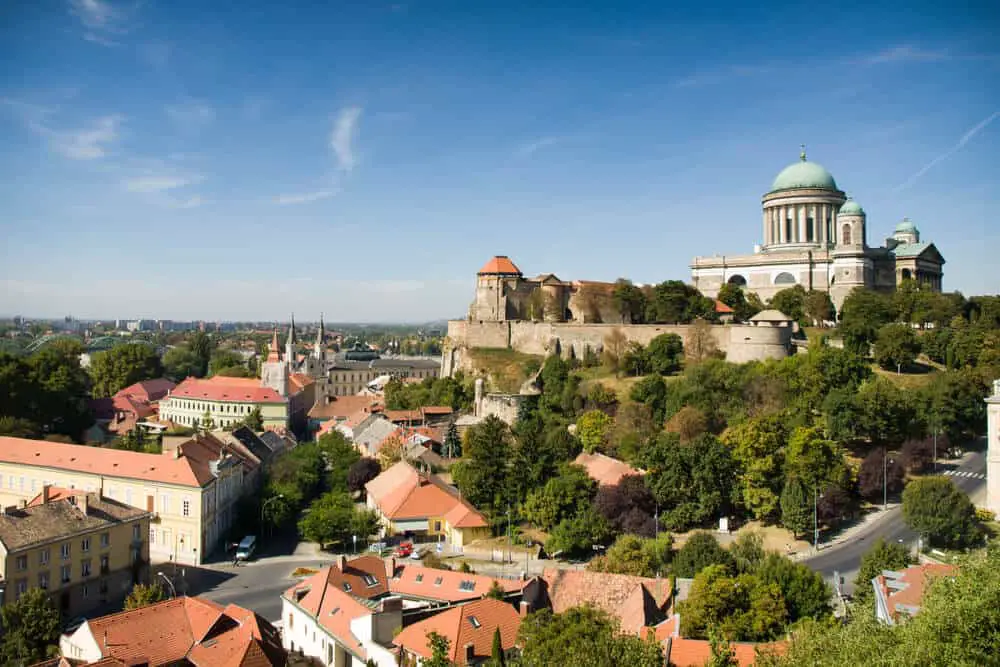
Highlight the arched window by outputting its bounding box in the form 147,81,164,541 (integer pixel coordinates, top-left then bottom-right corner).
806,216,815,242
901,268,912,281
841,224,852,245
727,275,747,288
774,272,796,285
785,217,794,242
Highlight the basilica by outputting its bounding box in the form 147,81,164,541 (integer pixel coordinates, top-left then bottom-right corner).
690,149,945,310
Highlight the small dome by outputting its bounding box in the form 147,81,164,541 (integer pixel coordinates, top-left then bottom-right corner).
838,199,864,216
895,219,918,234
771,149,838,191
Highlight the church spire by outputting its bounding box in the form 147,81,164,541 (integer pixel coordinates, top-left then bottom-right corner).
287,314,297,346
314,313,325,360
266,326,280,362
800,144,807,161
285,314,296,370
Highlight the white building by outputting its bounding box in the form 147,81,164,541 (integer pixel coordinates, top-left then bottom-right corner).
986,379,1000,516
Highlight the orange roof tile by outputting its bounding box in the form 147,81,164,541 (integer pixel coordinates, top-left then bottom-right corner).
538,569,671,636
573,452,643,487
114,378,176,403
390,564,527,604
170,376,287,404
385,409,423,423
875,563,957,618
283,569,374,660
25,486,82,507
666,637,784,666
477,255,522,275
366,461,487,526
394,598,521,665
714,299,735,314
0,436,211,488
309,395,383,420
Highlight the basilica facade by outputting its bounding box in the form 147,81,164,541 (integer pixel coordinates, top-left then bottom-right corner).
690,150,945,310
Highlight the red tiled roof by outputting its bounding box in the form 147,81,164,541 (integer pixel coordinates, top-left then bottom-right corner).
390,564,527,604
477,256,522,275
283,569,374,660
385,409,423,423
170,376,287,404
665,637,784,666
394,598,521,665
26,486,83,507
420,406,454,416
714,299,735,314
573,452,643,487
309,396,383,420
289,373,314,393
538,569,671,636
0,437,212,488
366,461,487,526
114,378,176,403
77,596,284,667
875,563,957,618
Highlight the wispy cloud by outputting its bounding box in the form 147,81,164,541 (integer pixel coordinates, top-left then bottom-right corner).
274,189,337,205
68,0,133,46
48,115,124,160
893,110,1000,193
857,45,950,65
515,136,560,157
330,106,362,171
123,174,197,193
166,100,216,130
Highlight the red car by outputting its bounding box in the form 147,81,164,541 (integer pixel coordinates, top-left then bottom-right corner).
394,542,413,557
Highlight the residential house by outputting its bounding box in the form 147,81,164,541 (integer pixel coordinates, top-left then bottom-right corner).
221,426,290,467
873,562,957,625
0,490,150,619
573,452,644,487
0,435,255,565
89,379,177,440
353,415,402,458
59,596,286,666
387,564,527,608
309,395,383,435
365,461,491,547
394,598,522,666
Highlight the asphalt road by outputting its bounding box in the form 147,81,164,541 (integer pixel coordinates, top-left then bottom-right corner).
803,451,986,595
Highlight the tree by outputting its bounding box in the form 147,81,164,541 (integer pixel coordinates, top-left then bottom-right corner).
803,290,836,326
443,418,462,458
902,476,981,548
755,553,831,622
839,288,895,355
524,463,595,531
0,587,61,665
685,319,720,364
769,285,807,324
377,434,405,467
517,607,664,667
162,345,202,380
189,330,214,377
199,409,215,432
816,483,854,529
593,474,657,536
717,283,758,322
89,343,164,398
901,437,934,474
647,333,684,375
490,626,506,666
124,582,168,610
729,531,765,574
208,349,246,377
240,407,264,431
642,433,735,532
347,458,381,494
424,631,456,667
673,532,734,578
858,448,905,502
620,342,650,377
721,415,788,521
602,328,629,375
783,426,849,490
646,281,714,324
546,507,612,558
854,378,917,449
298,491,357,546
576,410,613,453
452,415,512,516
916,369,988,444
679,565,787,641
664,406,709,444
780,477,812,539
629,375,668,423
612,279,647,324
588,533,672,577
707,628,739,667
873,323,921,370
852,538,913,603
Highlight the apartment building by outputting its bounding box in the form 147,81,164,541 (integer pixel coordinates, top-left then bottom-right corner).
0,490,150,619
0,435,257,565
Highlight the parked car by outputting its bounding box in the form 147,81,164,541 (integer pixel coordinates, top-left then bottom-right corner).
394,542,413,557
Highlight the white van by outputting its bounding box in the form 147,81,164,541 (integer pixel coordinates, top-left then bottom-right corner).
236,535,257,561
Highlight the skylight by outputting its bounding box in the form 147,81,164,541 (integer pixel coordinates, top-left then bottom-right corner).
362,574,378,587
434,577,443,586
415,574,424,583
468,616,481,629
458,580,476,592
343,583,352,592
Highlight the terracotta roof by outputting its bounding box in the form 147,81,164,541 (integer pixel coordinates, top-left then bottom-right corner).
26,485,83,506
288,373,314,393
76,596,285,667
308,395,383,420
0,436,213,488
875,563,957,619
714,299,735,314
385,409,423,424
115,378,176,403
169,376,287,404
283,569,375,660
0,493,148,551
477,255,522,276
394,598,521,664
366,461,487,526
420,406,454,416
537,569,671,636
573,452,643,487
390,564,527,604
666,637,782,666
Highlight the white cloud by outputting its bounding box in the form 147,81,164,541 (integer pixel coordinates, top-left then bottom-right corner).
515,136,560,157
330,106,362,171
68,0,133,46
123,174,196,193
893,110,1000,192
50,115,124,160
166,100,216,130
274,189,337,205
860,45,950,65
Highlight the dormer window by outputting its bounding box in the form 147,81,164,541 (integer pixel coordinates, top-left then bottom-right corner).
362,574,378,587
458,580,476,592
343,583,352,592
469,616,481,629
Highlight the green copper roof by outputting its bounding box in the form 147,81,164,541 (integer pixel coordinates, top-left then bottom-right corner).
770,153,838,192
892,242,932,258
895,219,918,233
838,199,864,216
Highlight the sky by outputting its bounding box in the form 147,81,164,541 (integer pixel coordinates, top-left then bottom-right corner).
1,0,998,322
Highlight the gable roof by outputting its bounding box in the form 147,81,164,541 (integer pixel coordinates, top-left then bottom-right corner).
478,256,522,276
115,378,176,403
892,241,944,262
0,436,212,488
308,395,383,420
389,563,528,604
665,636,783,666
393,598,521,664
77,596,284,667
282,569,377,661
0,493,148,551
874,562,957,621
169,376,287,404
366,461,488,527
573,452,643,487
537,568,672,635
714,299,735,314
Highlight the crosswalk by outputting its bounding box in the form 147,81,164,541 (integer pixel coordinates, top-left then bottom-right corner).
943,469,986,480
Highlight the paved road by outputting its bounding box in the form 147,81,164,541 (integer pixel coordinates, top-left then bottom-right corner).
803,451,986,595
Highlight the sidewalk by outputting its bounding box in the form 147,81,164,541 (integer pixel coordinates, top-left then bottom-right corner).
789,503,900,561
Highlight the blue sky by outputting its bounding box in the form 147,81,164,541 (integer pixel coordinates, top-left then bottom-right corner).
1,0,998,322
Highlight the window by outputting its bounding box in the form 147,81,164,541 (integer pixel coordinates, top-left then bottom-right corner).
81,560,92,577
38,571,49,589
774,272,797,285
342,583,352,592
415,574,424,583
458,580,476,592
362,574,378,587
82,583,89,598
785,217,793,241
160,494,169,514
61,543,71,560
39,549,50,565
182,499,190,517
469,616,482,629
150,527,157,544
15,555,27,571
81,538,91,553
100,555,110,574
433,521,441,532
16,580,27,598
61,565,71,583
133,524,141,541
806,216,815,242
434,577,443,587
842,224,851,245
101,533,110,548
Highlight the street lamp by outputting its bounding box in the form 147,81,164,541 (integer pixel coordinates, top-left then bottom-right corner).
813,487,824,551
883,447,895,510
261,494,285,537
157,571,177,598
932,426,938,473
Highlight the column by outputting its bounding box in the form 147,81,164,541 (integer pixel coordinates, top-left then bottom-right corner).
798,206,806,243
763,210,770,245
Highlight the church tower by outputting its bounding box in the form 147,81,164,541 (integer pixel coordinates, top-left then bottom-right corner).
986,379,1000,516
260,327,288,397
285,315,297,372
314,314,325,362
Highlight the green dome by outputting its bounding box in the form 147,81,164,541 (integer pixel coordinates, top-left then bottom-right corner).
838,199,864,216
895,219,917,233
771,156,838,192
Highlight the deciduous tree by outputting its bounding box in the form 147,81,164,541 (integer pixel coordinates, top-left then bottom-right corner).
89,342,164,398
124,583,168,610
873,323,921,370
852,538,913,603
0,587,61,665
347,457,381,494
517,607,664,667
576,409,614,453
902,476,981,548
647,333,684,375
672,532,734,578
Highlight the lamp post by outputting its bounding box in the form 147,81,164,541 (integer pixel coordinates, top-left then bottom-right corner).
883,447,895,510
157,571,177,598
933,427,938,473
261,494,285,538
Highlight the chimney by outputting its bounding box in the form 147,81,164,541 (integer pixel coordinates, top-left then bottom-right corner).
337,555,347,571
17,499,27,509
464,643,475,662
519,600,531,618
388,557,397,577
42,484,52,503
173,446,181,460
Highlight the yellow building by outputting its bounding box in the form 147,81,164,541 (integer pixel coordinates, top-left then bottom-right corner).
0,435,258,565
0,490,150,619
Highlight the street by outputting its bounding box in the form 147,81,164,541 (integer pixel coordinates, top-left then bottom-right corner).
804,450,986,594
